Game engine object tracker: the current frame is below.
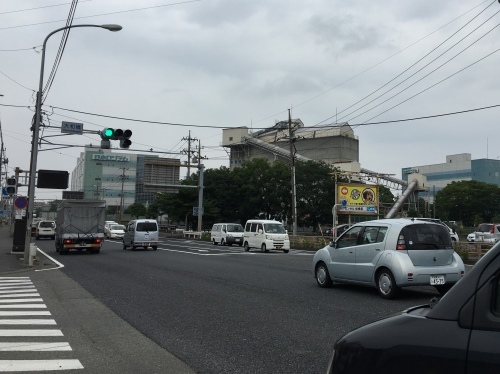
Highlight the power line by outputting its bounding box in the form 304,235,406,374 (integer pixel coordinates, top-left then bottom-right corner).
0,1,92,15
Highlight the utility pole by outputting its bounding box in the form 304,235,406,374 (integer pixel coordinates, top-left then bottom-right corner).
118,168,128,222
182,131,198,178
288,109,297,236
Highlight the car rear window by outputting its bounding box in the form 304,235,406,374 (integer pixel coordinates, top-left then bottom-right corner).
477,224,493,233
39,221,55,228
136,222,158,232
401,224,453,250
227,224,243,232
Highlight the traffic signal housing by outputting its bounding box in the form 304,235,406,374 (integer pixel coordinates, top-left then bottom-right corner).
99,128,132,149
6,176,16,195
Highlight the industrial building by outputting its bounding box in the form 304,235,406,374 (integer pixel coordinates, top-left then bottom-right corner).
71,147,181,212
222,120,359,169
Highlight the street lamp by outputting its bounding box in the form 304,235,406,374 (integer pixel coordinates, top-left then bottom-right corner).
24,24,122,264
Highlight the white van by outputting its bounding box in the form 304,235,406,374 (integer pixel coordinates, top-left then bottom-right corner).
123,219,159,251
36,220,56,240
211,223,244,246
243,219,290,253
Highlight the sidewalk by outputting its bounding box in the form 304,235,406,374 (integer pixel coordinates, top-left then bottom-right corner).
0,225,55,274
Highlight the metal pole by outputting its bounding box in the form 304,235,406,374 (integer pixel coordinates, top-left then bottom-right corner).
288,109,297,236
197,164,204,232
23,24,122,264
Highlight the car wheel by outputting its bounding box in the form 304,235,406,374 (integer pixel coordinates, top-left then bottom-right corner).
123,240,127,250
283,249,289,253
261,244,269,253
51,236,55,240
239,243,243,247
36,235,39,240
152,246,158,250
435,284,453,295
131,246,136,251
377,269,400,299
244,242,250,252
212,239,217,245
315,263,333,288
221,239,225,246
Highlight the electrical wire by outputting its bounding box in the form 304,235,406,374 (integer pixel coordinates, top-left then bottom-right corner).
0,1,92,15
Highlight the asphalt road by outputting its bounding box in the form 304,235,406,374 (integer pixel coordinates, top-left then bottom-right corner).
34,237,444,374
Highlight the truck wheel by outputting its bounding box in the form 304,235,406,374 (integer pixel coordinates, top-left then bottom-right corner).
284,249,289,253
152,246,158,250
123,241,127,250
93,249,100,254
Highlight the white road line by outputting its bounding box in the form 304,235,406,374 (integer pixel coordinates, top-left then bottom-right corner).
0,311,50,316
35,248,64,272
0,342,71,351
0,286,35,291
0,289,37,294
0,359,83,371
0,278,30,280
0,293,40,298
0,330,63,337
0,304,46,309
159,248,256,256
0,320,56,325
0,299,43,303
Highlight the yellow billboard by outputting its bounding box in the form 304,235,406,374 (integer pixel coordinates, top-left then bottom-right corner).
337,184,378,215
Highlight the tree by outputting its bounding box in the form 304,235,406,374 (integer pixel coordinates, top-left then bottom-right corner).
435,180,500,226
125,203,146,219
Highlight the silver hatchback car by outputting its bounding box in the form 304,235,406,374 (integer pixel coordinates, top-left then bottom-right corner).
312,218,465,299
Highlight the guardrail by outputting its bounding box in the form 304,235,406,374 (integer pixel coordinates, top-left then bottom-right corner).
183,231,202,239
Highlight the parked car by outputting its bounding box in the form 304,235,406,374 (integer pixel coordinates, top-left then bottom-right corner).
474,223,500,243
324,224,350,237
36,220,56,240
325,240,500,374
105,224,126,239
312,218,465,299
467,232,476,242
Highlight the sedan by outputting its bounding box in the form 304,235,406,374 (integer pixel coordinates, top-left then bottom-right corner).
326,240,500,374
313,218,465,299
105,224,126,239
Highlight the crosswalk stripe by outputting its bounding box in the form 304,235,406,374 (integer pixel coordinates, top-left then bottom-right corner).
0,293,40,298
0,319,56,325
0,311,50,316
0,305,47,309
0,330,63,336
0,286,35,291
0,289,38,294
0,359,83,371
0,342,72,351
0,299,43,303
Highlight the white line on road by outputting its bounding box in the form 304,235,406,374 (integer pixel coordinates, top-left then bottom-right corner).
0,286,35,291
0,304,46,309
0,319,56,325
0,342,71,351
0,294,40,298
0,311,50,316
0,359,83,371
0,278,30,281
0,299,43,303
0,289,38,294
35,248,64,272
0,330,63,336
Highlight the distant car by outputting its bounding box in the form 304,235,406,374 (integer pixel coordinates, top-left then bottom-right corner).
313,218,465,299
36,220,56,240
105,224,126,239
474,223,500,243
325,240,500,374
324,224,350,237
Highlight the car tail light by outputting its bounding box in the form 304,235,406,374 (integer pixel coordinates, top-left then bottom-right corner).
396,234,406,250
491,225,495,234
64,239,72,244
96,238,102,243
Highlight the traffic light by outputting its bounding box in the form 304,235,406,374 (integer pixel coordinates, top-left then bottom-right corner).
99,128,132,148
6,176,16,195
119,129,132,149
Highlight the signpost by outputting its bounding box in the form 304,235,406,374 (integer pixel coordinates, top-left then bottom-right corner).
61,121,83,135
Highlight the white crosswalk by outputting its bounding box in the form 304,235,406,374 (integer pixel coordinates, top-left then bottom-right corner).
0,277,83,372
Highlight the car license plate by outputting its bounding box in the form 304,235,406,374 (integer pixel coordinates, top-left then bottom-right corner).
430,275,445,285
144,242,150,246
275,246,282,249
235,238,240,242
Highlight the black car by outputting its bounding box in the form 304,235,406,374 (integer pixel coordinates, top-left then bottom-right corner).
326,241,500,373
324,224,350,237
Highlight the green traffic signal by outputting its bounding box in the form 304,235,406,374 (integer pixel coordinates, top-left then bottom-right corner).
103,128,114,138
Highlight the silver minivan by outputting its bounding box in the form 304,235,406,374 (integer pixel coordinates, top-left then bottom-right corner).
123,219,159,251
312,218,465,299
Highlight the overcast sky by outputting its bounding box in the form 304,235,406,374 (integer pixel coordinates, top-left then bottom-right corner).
1,0,500,200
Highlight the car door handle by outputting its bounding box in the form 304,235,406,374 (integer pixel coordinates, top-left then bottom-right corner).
375,248,381,251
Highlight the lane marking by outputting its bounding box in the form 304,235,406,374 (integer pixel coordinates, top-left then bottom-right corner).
0,299,43,303
0,319,56,325
0,311,50,316
0,290,38,294
0,286,35,291
35,248,64,272
0,342,71,351
0,304,47,309
0,294,40,298
0,359,83,371
0,330,63,337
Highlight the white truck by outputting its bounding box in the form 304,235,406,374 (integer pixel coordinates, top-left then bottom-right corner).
55,199,106,254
